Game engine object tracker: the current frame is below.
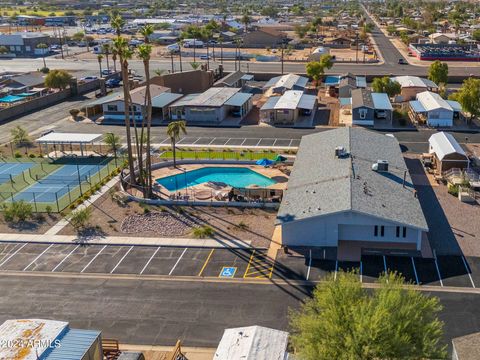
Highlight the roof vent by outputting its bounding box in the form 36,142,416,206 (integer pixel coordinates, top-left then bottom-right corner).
372,160,389,172
335,146,348,158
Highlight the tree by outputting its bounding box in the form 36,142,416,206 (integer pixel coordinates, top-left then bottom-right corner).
97,54,103,77
305,54,333,88
240,13,251,32
453,78,480,120
69,207,92,230
372,76,401,97
102,43,111,72
190,61,200,70
167,121,187,168
0,46,8,55
44,69,72,90
290,272,446,360
110,14,125,37
104,132,120,160
473,29,480,42
11,125,30,147
71,31,85,42
428,60,448,86
36,43,48,69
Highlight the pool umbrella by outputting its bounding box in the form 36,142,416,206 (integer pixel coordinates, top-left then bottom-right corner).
274,155,287,162
256,158,275,166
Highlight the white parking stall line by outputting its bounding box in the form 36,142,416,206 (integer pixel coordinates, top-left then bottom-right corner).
0,243,21,264
81,245,107,273
169,248,188,276
288,139,293,147
0,243,28,269
462,256,475,288
433,250,443,287
23,244,54,271
306,249,312,281
411,257,419,285
240,138,247,146
360,261,363,282
139,246,161,275
160,137,170,144
176,137,188,144
272,139,278,146
51,245,80,272
192,138,201,144
383,255,387,274
224,138,232,145
334,260,338,280
110,246,134,274
255,139,262,146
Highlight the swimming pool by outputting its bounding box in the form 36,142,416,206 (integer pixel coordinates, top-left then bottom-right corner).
156,167,277,191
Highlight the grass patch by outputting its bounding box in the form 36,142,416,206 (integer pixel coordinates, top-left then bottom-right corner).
192,225,215,238
159,150,277,161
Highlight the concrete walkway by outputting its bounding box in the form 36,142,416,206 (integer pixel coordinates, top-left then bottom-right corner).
0,233,252,248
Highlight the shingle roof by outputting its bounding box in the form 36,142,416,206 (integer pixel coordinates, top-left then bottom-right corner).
351,88,374,108
276,128,429,231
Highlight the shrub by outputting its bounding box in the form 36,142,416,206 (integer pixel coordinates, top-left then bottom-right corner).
45,205,52,215
69,207,92,229
238,221,249,230
14,152,22,158
69,108,80,120
192,225,214,238
2,201,33,222
448,184,459,197
29,153,36,158
39,66,49,74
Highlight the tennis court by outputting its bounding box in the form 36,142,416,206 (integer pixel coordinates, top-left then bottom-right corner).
13,164,106,203
0,163,34,183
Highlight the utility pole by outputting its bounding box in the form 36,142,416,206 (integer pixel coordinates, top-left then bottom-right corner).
355,32,359,64
171,51,175,73
281,45,284,74
178,44,183,72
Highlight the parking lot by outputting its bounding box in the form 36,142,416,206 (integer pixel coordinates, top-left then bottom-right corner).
149,136,301,148
0,242,478,288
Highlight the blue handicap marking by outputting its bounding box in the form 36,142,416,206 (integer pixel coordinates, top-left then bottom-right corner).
220,266,237,278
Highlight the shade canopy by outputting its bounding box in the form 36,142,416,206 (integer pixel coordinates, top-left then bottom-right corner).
256,158,275,166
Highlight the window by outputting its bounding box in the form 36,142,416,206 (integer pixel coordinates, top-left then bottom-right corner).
396,226,400,237
25,46,31,52
380,226,385,237
107,105,118,112
374,225,378,237
359,108,367,119
9,46,15,52
402,227,407,238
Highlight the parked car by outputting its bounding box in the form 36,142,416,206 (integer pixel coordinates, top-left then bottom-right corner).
80,76,98,81
183,39,204,48
398,58,407,65
106,78,121,88
102,69,114,76
376,110,387,119
166,43,180,53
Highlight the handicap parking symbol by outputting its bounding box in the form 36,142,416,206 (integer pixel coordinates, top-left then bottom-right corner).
219,266,237,278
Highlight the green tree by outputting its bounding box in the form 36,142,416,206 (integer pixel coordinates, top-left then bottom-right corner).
71,31,85,42
69,207,92,230
11,125,30,147
36,43,48,69
167,121,187,168
473,29,480,42
102,43,111,71
0,46,8,54
372,76,401,97
386,25,397,35
290,272,446,360
454,78,480,120
44,69,72,90
305,54,333,88
96,54,103,77
428,60,448,86
104,132,120,160
110,14,125,37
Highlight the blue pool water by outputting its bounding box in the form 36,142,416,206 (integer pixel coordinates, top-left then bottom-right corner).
156,167,277,191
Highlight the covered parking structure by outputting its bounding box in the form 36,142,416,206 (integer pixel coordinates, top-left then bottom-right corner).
428,131,469,173
36,132,104,158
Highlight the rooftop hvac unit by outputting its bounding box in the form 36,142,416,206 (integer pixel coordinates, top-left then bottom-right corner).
335,146,348,158
372,160,389,172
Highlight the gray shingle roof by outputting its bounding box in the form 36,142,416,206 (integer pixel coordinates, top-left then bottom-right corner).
352,88,374,109
276,128,429,231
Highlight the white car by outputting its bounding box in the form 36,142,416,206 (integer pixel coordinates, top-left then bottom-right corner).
166,43,180,53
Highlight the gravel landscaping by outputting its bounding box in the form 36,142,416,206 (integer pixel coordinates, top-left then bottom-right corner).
121,211,197,236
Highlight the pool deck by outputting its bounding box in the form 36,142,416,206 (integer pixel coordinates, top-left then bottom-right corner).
152,164,289,198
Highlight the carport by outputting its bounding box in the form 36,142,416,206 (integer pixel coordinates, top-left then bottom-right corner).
428,132,469,173
36,132,104,158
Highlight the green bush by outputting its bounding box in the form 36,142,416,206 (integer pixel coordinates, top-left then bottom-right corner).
29,153,36,158
45,205,52,215
69,207,92,229
14,152,22,158
448,184,459,197
192,225,214,238
2,201,33,222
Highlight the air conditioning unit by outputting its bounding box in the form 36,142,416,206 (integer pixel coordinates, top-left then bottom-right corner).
335,146,348,158
372,160,389,172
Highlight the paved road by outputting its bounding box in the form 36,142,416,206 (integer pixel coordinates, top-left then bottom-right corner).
0,273,478,352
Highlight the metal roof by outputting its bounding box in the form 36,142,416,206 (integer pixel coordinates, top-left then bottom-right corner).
392,76,438,89
371,92,393,110
44,328,101,360
263,73,308,90
260,96,280,111
36,132,103,144
151,92,183,108
298,93,318,110
169,93,199,107
277,128,429,231
409,100,426,113
214,326,288,360
447,100,462,112
86,91,123,107
275,90,303,109
428,132,467,161
224,92,252,107
416,91,453,111
356,76,367,88
184,87,240,107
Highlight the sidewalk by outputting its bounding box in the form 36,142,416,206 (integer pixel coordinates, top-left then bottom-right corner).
0,233,252,248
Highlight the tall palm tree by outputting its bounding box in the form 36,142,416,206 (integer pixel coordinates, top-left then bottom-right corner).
137,43,154,197
102,43,111,72
36,43,48,69
111,48,118,72
167,121,187,168
104,132,120,166
97,54,103,77
113,36,136,185
111,14,125,37
139,24,154,44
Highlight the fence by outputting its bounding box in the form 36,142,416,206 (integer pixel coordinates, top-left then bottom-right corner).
158,149,280,161
0,157,122,212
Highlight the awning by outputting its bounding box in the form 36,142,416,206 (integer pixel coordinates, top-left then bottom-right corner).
241,74,254,81
260,96,280,111
36,132,103,144
410,100,426,113
224,92,252,107
446,100,462,112
151,93,183,108
298,94,317,110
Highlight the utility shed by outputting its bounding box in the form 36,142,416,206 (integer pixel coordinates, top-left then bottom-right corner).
277,128,429,261
214,326,289,360
428,132,469,173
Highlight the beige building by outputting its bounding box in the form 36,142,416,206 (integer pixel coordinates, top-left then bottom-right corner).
392,76,438,101
242,27,286,47
151,69,214,94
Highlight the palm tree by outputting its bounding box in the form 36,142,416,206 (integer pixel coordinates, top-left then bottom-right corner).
190,62,200,70
36,43,48,69
104,132,120,166
111,48,118,72
113,36,136,185
154,69,167,76
102,44,111,72
241,13,251,33
111,14,125,37
139,24,154,44
137,43,153,197
167,121,187,168
97,54,103,77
